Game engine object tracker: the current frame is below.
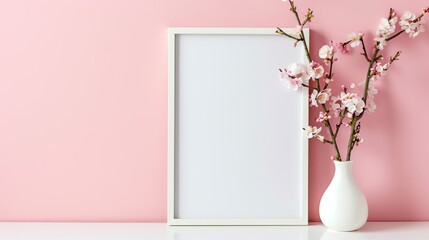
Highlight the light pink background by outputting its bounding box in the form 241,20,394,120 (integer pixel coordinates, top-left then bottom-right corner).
0,0,428,222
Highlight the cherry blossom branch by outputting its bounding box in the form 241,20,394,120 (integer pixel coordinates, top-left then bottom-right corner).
323,108,341,159
285,0,341,160
389,51,401,64
386,30,405,41
276,27,301,41
368,52,401,80
302,83,317,90
301,9,314,27
334,111,346,138
346,10,427,161
316,79,342,160
320,56,344,159
323,139,334,145
348,122,362,155
324,57,334,89
289,0,303,25
280,2,428,162
386,12,424,41
288,0,312,62
363,51,380,99
346,42,379,161
362,32,403,102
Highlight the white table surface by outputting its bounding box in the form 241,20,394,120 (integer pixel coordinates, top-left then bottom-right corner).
0,222,427,240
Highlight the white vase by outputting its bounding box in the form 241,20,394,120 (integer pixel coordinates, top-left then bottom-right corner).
319,161,368,231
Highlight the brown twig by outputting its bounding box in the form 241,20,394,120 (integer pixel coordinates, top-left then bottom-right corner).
360,38,371,62
276,27,301,41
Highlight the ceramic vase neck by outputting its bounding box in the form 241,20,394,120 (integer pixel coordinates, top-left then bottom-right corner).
333,160,354,182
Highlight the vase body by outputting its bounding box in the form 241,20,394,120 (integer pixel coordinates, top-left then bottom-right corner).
319,161,368,231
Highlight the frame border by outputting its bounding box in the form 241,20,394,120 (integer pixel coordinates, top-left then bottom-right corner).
168,28,309,226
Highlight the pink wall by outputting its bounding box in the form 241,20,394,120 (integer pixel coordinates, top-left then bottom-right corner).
0,0,428,222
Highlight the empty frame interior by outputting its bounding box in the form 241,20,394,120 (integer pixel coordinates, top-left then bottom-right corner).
168,28,308,225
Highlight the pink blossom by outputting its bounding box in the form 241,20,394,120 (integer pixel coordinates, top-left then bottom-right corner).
335,42,349,54
340,92,365,117
280,69,294,89
310,88,332,107
286,63,311,82
374,63,385,76
310,89,318,107
424,7,429,14
330,96,344,117
309,61,320,68
280,63,312,91
371,62,390,79
317,89,332,105
330,96,341,107
280,70,300,91
309,61,325,79
316,111,331,123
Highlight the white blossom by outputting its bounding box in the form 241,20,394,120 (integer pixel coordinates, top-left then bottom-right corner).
347,32,363,48
399,11,425,38
304,126,321,138
319,45,335,59
310,89,318,107
280,62,312,91
376,17,397,37
374,17,397,49
317,89,332,105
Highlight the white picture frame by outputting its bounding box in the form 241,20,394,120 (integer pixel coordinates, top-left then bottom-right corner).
168,28,309,225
